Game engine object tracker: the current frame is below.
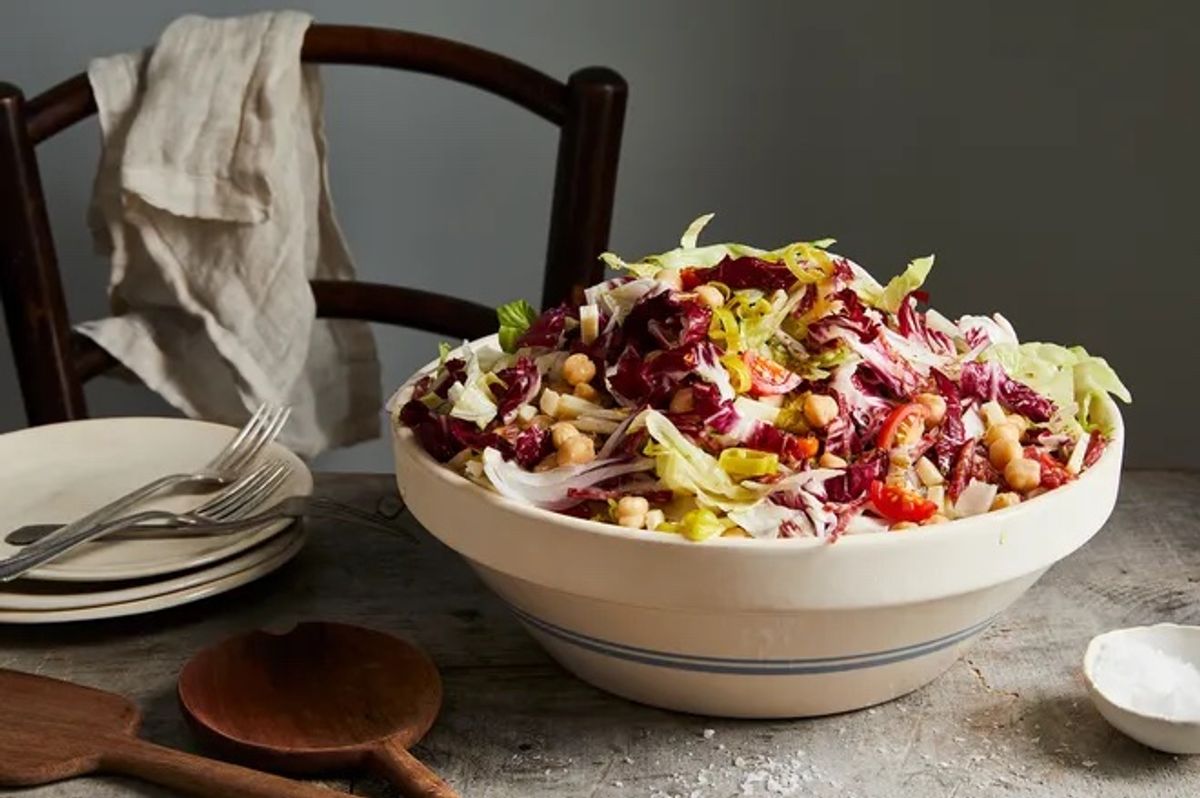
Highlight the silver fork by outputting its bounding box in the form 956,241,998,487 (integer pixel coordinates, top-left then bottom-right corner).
6,495,411,545
34,404,290,549
0,460,293,583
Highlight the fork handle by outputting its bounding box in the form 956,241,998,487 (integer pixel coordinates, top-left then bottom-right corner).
0,509,172,582
31,473,190,548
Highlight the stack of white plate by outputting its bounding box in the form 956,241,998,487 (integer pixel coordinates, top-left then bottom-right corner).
0,418,312,623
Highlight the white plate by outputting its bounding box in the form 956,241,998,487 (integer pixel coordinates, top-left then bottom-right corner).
0,530,306,623
0,525,303,611
0,417,312,582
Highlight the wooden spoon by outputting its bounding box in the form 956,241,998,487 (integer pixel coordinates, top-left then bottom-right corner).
0,668,351,797
178,621,457,798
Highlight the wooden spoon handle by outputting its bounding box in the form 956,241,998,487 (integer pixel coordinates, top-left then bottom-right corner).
103,738,352,798
371,739,459,798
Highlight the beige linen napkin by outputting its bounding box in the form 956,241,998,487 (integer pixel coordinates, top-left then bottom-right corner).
80,11,380,456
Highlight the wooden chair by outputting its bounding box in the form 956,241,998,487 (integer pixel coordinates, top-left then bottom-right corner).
0,24,626,427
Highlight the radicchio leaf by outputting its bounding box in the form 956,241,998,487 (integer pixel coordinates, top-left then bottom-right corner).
517,305,574,349
823,451,887,503
607,341,727,408
684,255,796,293
492,357,541,424
897,293,955,356
1083,430,1107,469
931,368,966,472
620,290,712,351
959,361,1055,422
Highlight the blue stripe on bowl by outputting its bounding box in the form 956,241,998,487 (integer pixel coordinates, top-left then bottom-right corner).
507,603,996,675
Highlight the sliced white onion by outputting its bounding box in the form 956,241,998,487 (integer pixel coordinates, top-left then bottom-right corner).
481,448,654,511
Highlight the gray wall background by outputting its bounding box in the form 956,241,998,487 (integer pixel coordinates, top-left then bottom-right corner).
0,1,1194,470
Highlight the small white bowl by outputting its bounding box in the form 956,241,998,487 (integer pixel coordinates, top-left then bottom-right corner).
393,335,1125,718
1084,624,1200,755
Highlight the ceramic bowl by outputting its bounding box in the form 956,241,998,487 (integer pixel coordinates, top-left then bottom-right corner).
391,336,1124,718
1083,625,1200,754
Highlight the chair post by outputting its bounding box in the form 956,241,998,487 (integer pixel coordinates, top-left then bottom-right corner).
0,82,87,425
541,67,627,310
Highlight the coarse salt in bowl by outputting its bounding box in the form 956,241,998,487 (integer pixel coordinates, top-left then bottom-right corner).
393,335,1125,718
1084,625,1200,754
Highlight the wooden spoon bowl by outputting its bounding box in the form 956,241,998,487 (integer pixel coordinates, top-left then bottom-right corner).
178,621,456,797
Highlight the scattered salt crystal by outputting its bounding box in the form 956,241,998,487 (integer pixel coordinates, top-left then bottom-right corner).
623,756,634,764
703,728,716,739
1083,760,1098,768
1091,636,1200,720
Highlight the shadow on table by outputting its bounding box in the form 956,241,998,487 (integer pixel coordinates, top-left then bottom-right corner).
1019,694,1190,779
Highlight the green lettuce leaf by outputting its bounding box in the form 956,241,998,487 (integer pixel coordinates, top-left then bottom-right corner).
983,342,1131,435
643,410,757,509
863,255,935,313
599,214,832,280
447,345,499,429
496,299,538,353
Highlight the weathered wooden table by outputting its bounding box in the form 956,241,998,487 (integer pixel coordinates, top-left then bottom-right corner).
2,471,1198,797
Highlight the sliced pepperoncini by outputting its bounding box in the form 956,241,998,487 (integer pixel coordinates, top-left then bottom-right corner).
718,447,780,478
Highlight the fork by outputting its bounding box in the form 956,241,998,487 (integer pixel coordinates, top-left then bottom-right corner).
0,460,293,583
8,496,411,545
33,404,290,549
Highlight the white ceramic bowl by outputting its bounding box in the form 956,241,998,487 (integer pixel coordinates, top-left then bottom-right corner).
392,336,1124,718
1083,625,1200,754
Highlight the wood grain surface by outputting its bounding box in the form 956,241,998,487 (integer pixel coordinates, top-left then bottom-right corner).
0,470,1197,797
178,621,457,796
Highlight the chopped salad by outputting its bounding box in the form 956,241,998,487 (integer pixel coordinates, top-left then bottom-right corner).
396,215,1131,541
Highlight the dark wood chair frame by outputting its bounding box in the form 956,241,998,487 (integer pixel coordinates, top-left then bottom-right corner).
0,24,626,427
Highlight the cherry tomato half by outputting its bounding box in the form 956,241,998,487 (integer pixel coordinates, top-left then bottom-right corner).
876,402,930,450
743,351,802,396
869,480,939,524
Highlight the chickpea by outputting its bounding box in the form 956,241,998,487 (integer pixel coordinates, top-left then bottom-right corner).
573,382,600,401
655,268,683,291
984,422,1020,447
991,492,1021,511
617,514,646,529
557,434,596,466
669,387,695,414
988,437,1022,469
1004,457,1041,492
1007,414,1030,436
693,284,725,308
551,421,580,449
914,393,947,426
819,452,848,468
923,513,949,525
562,353,597,386
616,496,650,518
891,521,919,531
803,393,839,429
644,509,666,531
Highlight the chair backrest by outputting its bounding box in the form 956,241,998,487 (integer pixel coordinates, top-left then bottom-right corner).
0,23,626,427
